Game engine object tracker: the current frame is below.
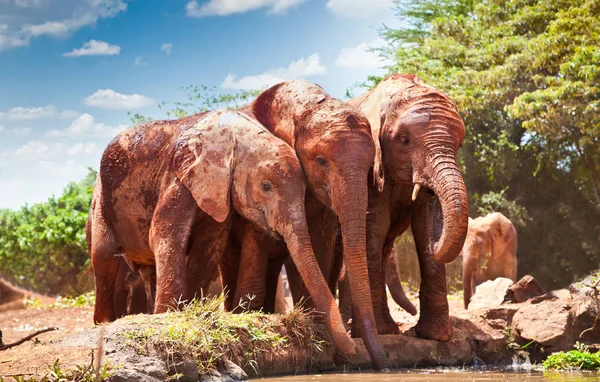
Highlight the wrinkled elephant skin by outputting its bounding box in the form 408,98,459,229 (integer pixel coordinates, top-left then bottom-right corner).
87,110,354,356
345,73,470,341
222,80,387,369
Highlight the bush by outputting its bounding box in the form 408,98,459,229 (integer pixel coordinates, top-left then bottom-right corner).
0,169,96,296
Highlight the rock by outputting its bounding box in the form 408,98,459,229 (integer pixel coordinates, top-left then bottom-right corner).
216,359,247,381
570,292,600,343
504,275,544,303
511,299,575,353
468,278,514,310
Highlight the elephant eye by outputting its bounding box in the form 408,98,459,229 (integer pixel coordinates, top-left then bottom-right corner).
399,134,410,145
261,182,272,192
316,156,328,167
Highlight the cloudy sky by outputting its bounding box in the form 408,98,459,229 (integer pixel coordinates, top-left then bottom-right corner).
0,0,398,209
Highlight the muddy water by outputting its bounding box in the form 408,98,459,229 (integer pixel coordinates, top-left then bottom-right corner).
266,369,599,381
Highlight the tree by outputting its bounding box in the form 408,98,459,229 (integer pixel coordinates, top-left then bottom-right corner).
377,0,600,288
0,168,97,296
128,85,262,124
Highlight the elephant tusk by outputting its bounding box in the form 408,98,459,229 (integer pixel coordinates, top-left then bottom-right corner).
412,183,421,201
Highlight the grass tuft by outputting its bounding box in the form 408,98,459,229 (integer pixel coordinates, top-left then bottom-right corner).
120,294,328,376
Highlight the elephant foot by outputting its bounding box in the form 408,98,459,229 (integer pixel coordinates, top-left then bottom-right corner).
414,315,453,342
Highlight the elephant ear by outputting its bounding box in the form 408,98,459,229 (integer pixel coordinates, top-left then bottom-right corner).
173,113,236,223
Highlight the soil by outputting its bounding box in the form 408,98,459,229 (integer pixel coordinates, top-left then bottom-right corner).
0,293,465,380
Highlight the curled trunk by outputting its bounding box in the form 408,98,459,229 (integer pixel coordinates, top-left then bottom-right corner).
427,153,469,264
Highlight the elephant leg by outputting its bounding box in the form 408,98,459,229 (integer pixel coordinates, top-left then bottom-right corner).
263,257,285,314
138,265,156,313
384,246,417,316
125,271,148,315
411,194,452,342
90,210,121,324
232,225,269,312
114,258,130,319
220,238,240,311
362,197,398,335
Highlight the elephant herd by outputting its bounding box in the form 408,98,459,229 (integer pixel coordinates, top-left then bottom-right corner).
87,73,475,369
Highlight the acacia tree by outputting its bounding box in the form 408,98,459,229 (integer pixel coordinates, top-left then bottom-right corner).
377,0,600,288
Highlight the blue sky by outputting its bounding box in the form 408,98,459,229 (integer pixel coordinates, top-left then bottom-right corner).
0,0,400,209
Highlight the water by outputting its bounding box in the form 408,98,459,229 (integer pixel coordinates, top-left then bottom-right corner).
264,369,600,381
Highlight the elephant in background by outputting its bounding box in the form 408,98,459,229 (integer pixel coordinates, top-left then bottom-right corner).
340,73,469,341
221,79,387,369
87,110,355,356
462,212,518,309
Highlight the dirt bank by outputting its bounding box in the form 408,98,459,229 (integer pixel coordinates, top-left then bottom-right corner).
0,281,597,381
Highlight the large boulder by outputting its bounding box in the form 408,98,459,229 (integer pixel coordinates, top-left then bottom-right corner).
511,287,599,354
468,278,514,310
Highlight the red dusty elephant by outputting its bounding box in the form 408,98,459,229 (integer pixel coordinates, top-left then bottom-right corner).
220,80,387,369
462,212,518,309
339,73,469,341
87,110,355,356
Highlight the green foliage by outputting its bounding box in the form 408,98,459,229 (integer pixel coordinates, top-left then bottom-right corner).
0,169,96,296
378,0,600,289
129,85,262,124
543,342,600,371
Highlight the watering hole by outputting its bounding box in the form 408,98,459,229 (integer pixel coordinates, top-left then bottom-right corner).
267,368,600,381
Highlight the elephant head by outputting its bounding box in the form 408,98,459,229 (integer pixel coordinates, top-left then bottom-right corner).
242,81,386,369
172,110,356,356
352,74,469,264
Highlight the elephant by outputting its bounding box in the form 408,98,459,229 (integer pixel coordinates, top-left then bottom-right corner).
220,79,387,369
338,73,469,341
462,212,518,309
87,109,355,356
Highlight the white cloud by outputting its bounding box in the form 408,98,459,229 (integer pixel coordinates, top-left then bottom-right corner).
15,141,60,158
0,105,55,120
60,109,80,119
326,0,393,17
335,39,392,69
222,53,326,90
161,42,173,54
47,113,126,137
12,127,32,137
0,124,4,133
0,0,127,51
186,0,304,17
134,56,148,67
67,142,97,156
63,39,120,57
82,89,155,110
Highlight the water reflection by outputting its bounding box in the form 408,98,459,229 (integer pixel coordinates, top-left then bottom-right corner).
263,369,600,381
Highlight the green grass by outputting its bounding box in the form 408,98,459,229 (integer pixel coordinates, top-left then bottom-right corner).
24,292,95,309
119,295,327,376
543,343,600,371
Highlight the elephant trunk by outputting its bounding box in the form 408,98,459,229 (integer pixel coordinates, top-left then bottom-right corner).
281,208,356,357
334,170,388,370
426,152,469,263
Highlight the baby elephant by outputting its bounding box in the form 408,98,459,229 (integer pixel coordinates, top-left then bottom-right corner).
462,212,518,309
87,110,355,356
